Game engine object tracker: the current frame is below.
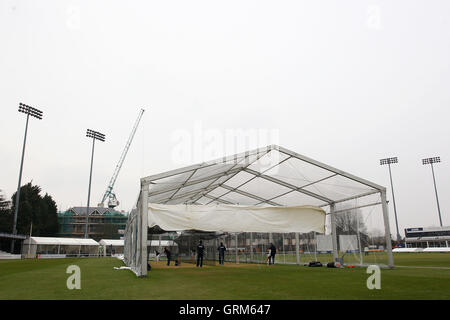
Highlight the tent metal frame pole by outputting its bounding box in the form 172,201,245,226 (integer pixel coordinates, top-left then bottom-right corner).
140,184,149,277
205,155,292,205
277,146,385,191
320,190,381,208
220,184,282,206
295,233,300,265
149,167,241,197
188,149,269,204
328,201,382,215
253,174,338,206
235,233,238,264
141,145,271,185
380,190,394,268
330,203,338,263
250,232,253,263
243,168,333,204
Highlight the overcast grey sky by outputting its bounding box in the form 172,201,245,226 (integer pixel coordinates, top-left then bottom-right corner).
1,0,449,236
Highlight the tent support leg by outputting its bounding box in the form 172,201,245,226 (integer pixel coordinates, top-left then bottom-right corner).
235,234,238,264
330,203,338,263
250,232,253,263
140,184,149,277
295,233,300,265
381,190,394,268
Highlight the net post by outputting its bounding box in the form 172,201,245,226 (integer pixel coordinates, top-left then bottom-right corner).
235,233,238,264
380,189,394,268
139,184,149,276
295,232,300,265
330,202,338,263
250,232,253,263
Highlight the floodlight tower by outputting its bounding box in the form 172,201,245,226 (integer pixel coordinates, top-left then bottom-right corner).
380,157,401,243
84,129,105,238
422,157,443,227
11,103,43,253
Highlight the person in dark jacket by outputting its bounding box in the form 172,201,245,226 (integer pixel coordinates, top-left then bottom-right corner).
269,243,277,265
196,240,205,267
164,247,171,266
217,242,226,265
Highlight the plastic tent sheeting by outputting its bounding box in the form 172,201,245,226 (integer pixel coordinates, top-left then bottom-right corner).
141,145,383,208
148,203,326,234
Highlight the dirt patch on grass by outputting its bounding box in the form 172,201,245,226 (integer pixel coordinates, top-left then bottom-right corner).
149,260,263,269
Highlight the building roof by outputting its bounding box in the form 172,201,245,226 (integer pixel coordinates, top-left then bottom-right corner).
64,207,127,216
140,145,385,210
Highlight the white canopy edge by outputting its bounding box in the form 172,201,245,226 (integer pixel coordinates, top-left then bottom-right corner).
100,239,177,247
99,239,124,246
23,237,99,246
148,203,326,234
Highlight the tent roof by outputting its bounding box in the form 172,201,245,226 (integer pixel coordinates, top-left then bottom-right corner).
24,237,99,246
140,145,385,208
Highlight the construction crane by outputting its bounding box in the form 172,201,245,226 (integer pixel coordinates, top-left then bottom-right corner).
98,108,145,208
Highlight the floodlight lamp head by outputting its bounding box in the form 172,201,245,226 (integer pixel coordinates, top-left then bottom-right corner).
380,157,398,165
18,102,43,119
422,157,440,165
86,129,105,142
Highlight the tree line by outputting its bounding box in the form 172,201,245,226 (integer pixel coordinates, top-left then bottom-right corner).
0,183,58,252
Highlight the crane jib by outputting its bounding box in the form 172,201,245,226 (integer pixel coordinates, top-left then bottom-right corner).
99,108,145,208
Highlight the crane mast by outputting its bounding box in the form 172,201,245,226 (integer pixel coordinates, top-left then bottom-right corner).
99,108,145,208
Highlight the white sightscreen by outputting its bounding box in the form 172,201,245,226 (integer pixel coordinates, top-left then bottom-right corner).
339,235,359,252
316,234,333,252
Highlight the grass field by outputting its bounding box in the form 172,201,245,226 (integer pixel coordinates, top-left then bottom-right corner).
0,253,449,300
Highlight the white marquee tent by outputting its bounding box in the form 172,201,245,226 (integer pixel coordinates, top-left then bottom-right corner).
124,145,393,276
22,237,99,258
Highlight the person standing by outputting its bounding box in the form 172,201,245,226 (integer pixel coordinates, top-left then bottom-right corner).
196,240,205,267
217,242,226,265
269,243,277,265
164,247,171,266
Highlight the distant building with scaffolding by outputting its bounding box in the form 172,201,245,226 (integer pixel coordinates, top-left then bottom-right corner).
57,207,128,241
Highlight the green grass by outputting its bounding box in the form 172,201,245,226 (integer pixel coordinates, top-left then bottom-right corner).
0,253,449,300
